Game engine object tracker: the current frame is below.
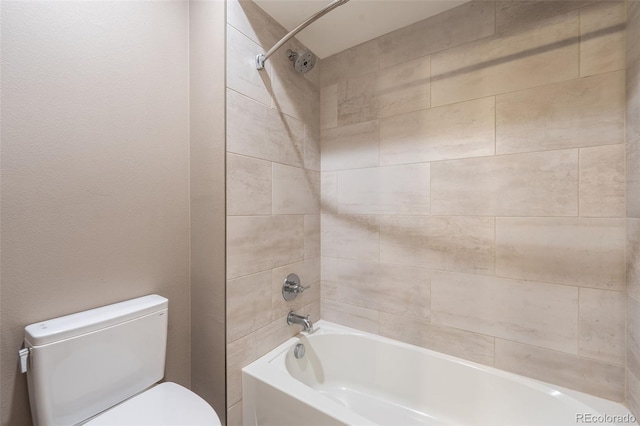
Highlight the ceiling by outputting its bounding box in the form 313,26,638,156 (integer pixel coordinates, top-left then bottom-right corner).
253,0,469,58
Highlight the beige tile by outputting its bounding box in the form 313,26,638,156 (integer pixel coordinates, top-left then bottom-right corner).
496,72,625,154
375,56,431,118
227,315,298,406
304,124,320,172
431,150,578,217
271,257,321,318
272,164,320,215
226,25,271,107
431,271,578,353
431,11,579,107
379,215,495,275
379,97,495,165
227,271,272,343
629,297,640,380
226,0,285,50
321,120,379,172
579,144,625,218
320,38,380,88
496,1,593,35
227,215,304,279
628,1,640,68
629,219,640,303
321,172,338,214
628,59,640,142
227,153,271,216
495,339,624,401
629,138,640,218
320,84,338,130
270,38,320,127
578,288,625,365
227,89,304,168
580,1,626,77
496,217,626,290
321,299,379,334
227,401,242,426
321,214,379,262
378,1,495,70
628,369,640,422
337,164,430,215
379,313,495,365
323,258,430,321
304,215,320,260
337,73,377,126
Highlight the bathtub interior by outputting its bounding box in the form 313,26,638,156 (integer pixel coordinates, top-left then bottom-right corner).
243,321,635,426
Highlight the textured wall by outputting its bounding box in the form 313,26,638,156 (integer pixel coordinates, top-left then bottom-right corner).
320,0,627,401
189,0,227,423
0,2,190,425
225,0,321,423
627,0,640,417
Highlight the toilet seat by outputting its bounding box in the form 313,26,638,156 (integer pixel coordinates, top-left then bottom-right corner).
84,382,222,426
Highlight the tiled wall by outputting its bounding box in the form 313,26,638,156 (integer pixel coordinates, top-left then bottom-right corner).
627,0,640,417
320,1,627,401
225,0,321,423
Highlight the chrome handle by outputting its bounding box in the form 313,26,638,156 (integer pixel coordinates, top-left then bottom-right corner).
282,273,309,301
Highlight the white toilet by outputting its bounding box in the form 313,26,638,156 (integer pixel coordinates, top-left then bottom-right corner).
20,294,222,426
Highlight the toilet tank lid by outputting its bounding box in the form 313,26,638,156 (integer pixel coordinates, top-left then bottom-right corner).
24,294,168,346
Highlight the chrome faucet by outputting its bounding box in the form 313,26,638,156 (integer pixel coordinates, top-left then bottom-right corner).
287,311,313,333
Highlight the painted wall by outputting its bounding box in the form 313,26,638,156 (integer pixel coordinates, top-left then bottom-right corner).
189,1,227,423
320,0,627,401
627,0,640,417
0,2,190,424
224,0,321,423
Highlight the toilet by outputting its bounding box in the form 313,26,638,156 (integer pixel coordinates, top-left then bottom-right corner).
20,294,221,426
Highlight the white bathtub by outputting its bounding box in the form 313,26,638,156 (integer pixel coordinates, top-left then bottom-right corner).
242,321,636,426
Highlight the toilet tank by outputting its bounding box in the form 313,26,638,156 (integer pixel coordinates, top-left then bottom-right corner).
23,295,168,426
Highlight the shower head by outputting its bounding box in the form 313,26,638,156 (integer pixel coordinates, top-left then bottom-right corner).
287,49,316,73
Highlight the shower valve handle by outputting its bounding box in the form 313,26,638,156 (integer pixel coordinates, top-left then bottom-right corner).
282,273,309,301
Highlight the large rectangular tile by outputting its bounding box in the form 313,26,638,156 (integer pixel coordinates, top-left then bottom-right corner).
321,299,379,334
304,214,320,260
496,1,593,35
578,288,625,365
320,38,380,88
431,271,578,353
496,72,624,154
495,339,625,401
226,0,285,50
629,219,640,303
628,369,640,422
496,217,626,290
431,11,579,107
321,120,379,172
321,214,379,262
272,164,320,215
321,172,338,214
337,164,430,215
579,1,625,77
320,84,338,130
379,216,495,275
379,313,495,365
629,297,640,380
226,25,271,107
378,1,495,70
227,215,304,279
628,0,640,68
379,97,495,166
304,124,320,172
227,89,304,167
375,56,430,118
336,73,377,126
628,59,640,142
629,138,640,218
322,258,430,321
431,150,578,217
227,271,272,343
227,153,271,216
579,144,625,218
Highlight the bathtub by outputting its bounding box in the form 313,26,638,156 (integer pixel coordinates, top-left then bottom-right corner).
242,321,636,426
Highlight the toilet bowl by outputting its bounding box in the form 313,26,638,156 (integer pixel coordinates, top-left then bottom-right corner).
20,295,221,426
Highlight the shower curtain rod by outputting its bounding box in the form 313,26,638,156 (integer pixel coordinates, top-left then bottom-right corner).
256,0,351,70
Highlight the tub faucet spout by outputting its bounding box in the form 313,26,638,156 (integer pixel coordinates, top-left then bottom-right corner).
287,311,313,333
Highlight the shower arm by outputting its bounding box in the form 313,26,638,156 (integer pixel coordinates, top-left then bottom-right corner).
256,0,350,70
